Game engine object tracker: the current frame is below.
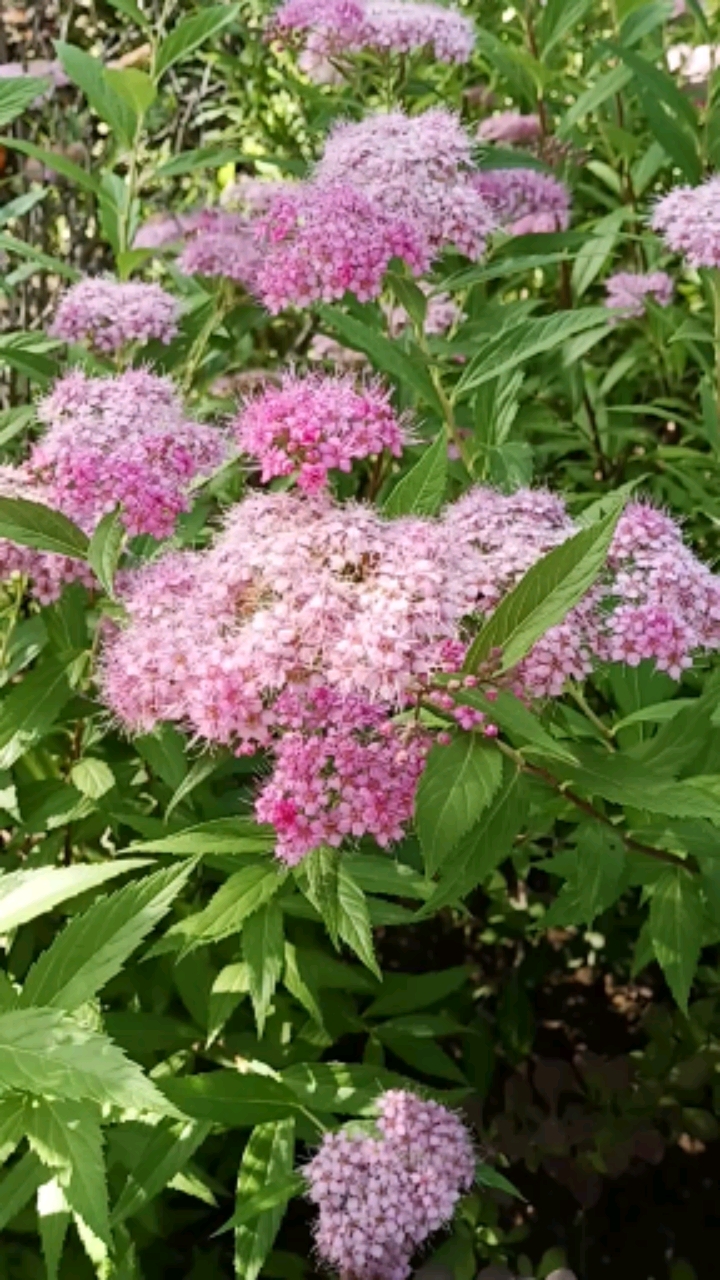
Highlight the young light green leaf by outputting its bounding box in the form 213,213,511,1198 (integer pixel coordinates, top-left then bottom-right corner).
0,1153,46,1231
207,963,249,1044
129,817,276,856
0,1009,177,1115
55,42,137,148
171,864,283,952
70,758,115,801
0,497,88,559
243,901,284,1036
0,859,148,937
464,500,623,674
112,1119,212,1224
155,4,241,78
87,508,125,597
234,1120,295,1280
337,863,381,978
415,736,503,874
25,1099,110,1245
37,1178,71,1280
383,433,447,517
104,67,156,116
20,861,195,1011
650,868,705,1011
0,137,99,194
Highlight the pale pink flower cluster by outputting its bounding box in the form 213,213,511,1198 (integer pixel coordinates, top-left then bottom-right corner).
604,270,674,319
31,370,228,539
666,42,720,85
472,167,571,236
305,1090,475,1280
270,0,474,63
651,175,720,268
315,109,497,261
256,689,428,863
477,112,542,144
178,210,262,287
254,181,429,311
220,175,293,214
233,374,408,493
133,210,205,251
50,279,179,353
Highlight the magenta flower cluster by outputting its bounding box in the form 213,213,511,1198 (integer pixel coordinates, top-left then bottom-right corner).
233,374,408,492
305,1090,475,1280
473,167,572,236
177,209,262,287
651,175,720,268
50,278,180,353
604,270,674,318
270,0,475,63
254,180,429,311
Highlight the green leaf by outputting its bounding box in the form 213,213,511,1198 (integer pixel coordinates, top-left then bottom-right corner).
104,67,156,116
112,1119,212,1224
0,1009,176,1115
107,0,150,26
337,863,380,978
475,1163,524,1199
0,497,88,559
280,1062,411,1114
0,859,149,937
129,817,276,857
25,1099,110,1245
70,758,115,801
341,854,430,901
282,941,326,1028
539,0,594,55
171,864,283,951
464,500,623,674
318,307,443,413
87,509,125,597
0,232,80,283
415,736,503,874
160,1073,300,1128
243,901,284,1035
559,65,633,134
219,1174,304,1235
650,868,705,1011
0,1098,26,1164
20,861,194,1011
207,964,249,1044
234,1120,295,1280
301,845,341,946
155,4,240,78
37,1179,71,1280
455,309,608,398
0,656,74,769
420,767,527,914
0,76,50,126
375,1027,466,1082
0,333,61,385
165,753,224,821
365,967,469,1018
55,42,137,149
633,692,716,778
383,433,447,517
0,137,99,194
573,825,626,926
0,1153,45,1231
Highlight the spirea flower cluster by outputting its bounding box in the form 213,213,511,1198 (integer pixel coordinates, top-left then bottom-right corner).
305,1090,475,1280
50,278,180,353
254,181,429,311
604,270,674,318
270,0,475,63
177,210,262,287
477,112,542,144
473,167,572,236
233,374,408,492
99,471,720,860
651,175,720,268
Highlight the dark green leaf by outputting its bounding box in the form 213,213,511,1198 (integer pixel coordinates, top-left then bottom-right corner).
650,868,705,1010
415,736,503,874
0,497,88,559
161,1073,300,1128
383,433,447,517
87,509,125,597
243,901,284,1035
234,1120,295,1280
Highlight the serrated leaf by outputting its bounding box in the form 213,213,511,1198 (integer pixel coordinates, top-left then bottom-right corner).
0,76,51,127
171,864,283,952
155,4,240,78
244,901,284,1035
0,656,73,770
219,1174,305,1234
455,309,608,398
318,307,443,413
129,817,276,856
301,845,341,946
0,1152,45,1231
112,1119,212,1224
336,863,380,978
375,1027,467,1082
165,753,224,821
573,825,626,926
464,500,623,674
283,941,325,1029
0,1009,177,1115
234,1120,295,1280
207,963,249,1044
365,967,469,1019
20,861,194,1011
383,433,447,517
415,736,503,874
0,497,88,559
0,1097,25,1164
160,1072,300,1128
25,1099,110,1245
650,868,705,1011
70,758,115,800
87,508,125,597
280,1061,411,1114
0,859,149,937
37,1179,71,1280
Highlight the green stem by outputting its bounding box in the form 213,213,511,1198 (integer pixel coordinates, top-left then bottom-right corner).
569,685,615,747
0,575,26,673
182,286,232,395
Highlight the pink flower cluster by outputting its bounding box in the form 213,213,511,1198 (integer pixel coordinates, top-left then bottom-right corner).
270,0,475,63
50,278,179,353
651,175,720,268
233,374,408,493
315,109,497,261
305,1090,475,1280
256,690,428,864
473,167,571,236
477,112,542,144
178,210,262,287
254,181,428,312
604,270,674,318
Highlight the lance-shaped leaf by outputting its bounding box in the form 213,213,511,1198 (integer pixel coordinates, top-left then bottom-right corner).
415,736,503,874
0,497,88,559
233,1120,296,1280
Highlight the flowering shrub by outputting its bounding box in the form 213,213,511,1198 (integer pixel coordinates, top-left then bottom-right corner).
1,2,720,1278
